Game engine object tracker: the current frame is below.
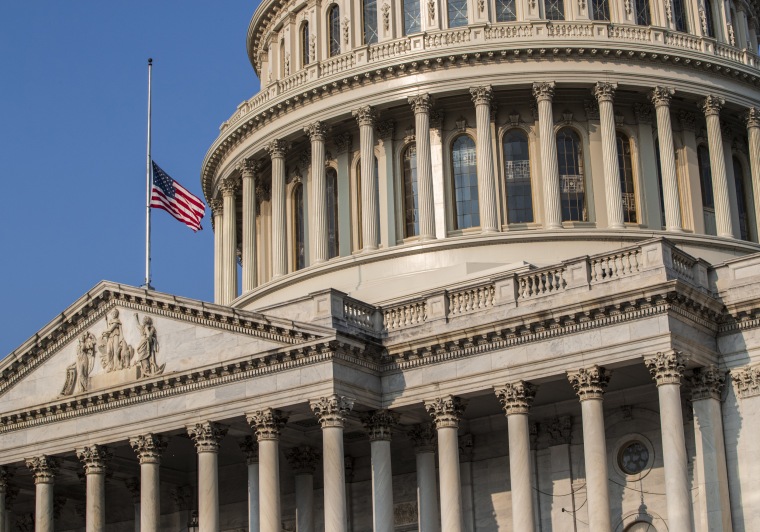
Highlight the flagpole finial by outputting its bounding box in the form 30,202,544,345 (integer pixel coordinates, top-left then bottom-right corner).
148,58,153,65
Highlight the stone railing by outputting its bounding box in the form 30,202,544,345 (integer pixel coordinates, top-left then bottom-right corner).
278,69,310,92
424,28,472,48
448,284,496,316
547,21,594,38
319,52,356,77
382,300,427,331
369,39,412,61
517,266,567,300
343,296,378,333
670,248,697,283
590,248,643,283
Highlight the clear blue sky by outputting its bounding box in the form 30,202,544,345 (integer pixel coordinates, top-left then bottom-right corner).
0,1,260,356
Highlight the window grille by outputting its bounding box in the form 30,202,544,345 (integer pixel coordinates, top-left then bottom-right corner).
496,0,517,22
448,0,469,28
452,135,480,229
364,0,379,44
404,0,422,34
503,130,534,224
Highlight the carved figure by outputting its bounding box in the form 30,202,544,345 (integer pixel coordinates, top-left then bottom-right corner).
61,332,97,396
134,313,165,377
98,309,133,371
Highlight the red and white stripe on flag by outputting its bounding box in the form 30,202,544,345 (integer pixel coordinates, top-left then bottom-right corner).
151,179,205,231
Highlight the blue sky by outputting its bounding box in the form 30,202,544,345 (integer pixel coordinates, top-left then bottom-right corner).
0,2,260,356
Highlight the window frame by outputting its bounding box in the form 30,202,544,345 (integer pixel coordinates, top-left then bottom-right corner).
328,4,341,58
449,133,480,231
697,143,717,235
500,127,535,225
543,0,565,20
401,142,420,238
556,126,589,223
326,167,341,258
301,22,310,68
590,0,610,21
447,0,469,28
403,0,422,35
363,0,379,45
616,130,639,225
291,182,306,271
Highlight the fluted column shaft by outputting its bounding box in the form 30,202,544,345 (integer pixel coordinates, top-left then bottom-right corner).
248,462,260,532
533,82,562,229
241,161,258,292
409,424,439,532
212,200,223,303
0,479,5,532
702,96,734,238
747,108,760,241
221,177,239,304
187,423,228,532
409,95,437,240
307,122,330,262
651,87,683,231
26,456,58,532
130,434,166,532
471,86,499,232
595,83,625,229
78,444,112,532
268,140,289,277
295,473,314,532
248,409,288,532
354,106,380,250
364,410,398,532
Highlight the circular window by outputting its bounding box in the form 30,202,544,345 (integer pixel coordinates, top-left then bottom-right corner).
619,441,650,475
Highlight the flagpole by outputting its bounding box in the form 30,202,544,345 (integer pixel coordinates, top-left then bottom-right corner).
145,58,153,290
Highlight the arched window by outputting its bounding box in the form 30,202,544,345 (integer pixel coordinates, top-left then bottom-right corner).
326,168,340,258
355,158,380,249
363,0,379,44
503,130,533,224
557,128,587,222
733,157,750,241
279,38,286,78
591,0,610,21
634,0,651,25
293,184,306,270
697,144,716,235
328,5,341,57
451,135,479,229
673,0,688,32
704,0,716,38
403,144,419,237
616,132,637,224
448,0,469,28
495,0,517,22
403,0,422,34
654,138,667,227
544,0,565,20
301,23,310,67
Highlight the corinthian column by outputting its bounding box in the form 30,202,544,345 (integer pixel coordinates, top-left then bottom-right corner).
533,82,562,229
211,199,224,304
645,351,693,531
129,434,167,532
352,106,380,250
363,410,399,532
306,121,330,262
0,468,11,532
187,422,228,532
424,395,467,532
310,395,354,532
408,424,439,532
594,82,625,229
267,140,289,277
247,409,288,532
25,455,60,532
470,86,500,233
409,94,437,240
220,176,240,304
746,108,760,241
240,159,259,292
700,96,734,238
567,366,611,532
77,445,111,532
650,87,683,232
286,447,320,532
495,381,537,532
239,437,260,532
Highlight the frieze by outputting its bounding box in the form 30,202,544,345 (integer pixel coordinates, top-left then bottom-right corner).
731,364,760,399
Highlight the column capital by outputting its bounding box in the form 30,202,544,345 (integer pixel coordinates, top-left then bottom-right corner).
246,408,289,441
678,111,698,132
353,105,377,127
650,86,675,107
407,422,437,452
470,85,494,106
286,446,320,474
305,121,330,142
310,394,355,428
532,81,556,102
593,81,618,103
25,455,60,484
362,409,399,441
567,365,610,400
424,395,467,429
124,477,140,503
746,107,760,129
186,421,228,453
731,364,760,399
220,175,241,197
700,95,725,117
495,381,537,415
76,444,112,475
408,93,433,114
334,132,353,154
376,120,396,139
129,433,168,464
5,484,19,510
689,365,726,401
0,466,13,490
239,435,259,464
265,139,290,158
237,158,262,178
210,198,223,217
645,350,688,386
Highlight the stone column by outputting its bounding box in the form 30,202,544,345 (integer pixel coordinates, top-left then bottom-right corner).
267,139,289,277
4,485,18,532
220,175,240,304
567,366,612,532
363,410,399,532
129,434,167,532
25,456,59,532
645,351,693,531
211,199,224,304
239,437,260,532
77,445,111,532
408,94,437,240
700,96,734,238
424,395,467,532
353,106,380,251
746,108,760,241
247,409,288,532
408,424,439,532
470,86,500,233
286,447,320,532
0,468,11,532
690,366,732,531
650,87,684,232
310,395,354,532
495,381,537,532
458,434,475,532
306,121,330,262
594,82,625,229
187,422,228,532
124,478,141,532
533,82,563,229
240,159,259,292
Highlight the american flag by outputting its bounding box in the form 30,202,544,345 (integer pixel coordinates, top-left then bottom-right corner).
151,161,205,231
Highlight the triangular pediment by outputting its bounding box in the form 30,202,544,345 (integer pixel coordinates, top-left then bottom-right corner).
0,282,332,414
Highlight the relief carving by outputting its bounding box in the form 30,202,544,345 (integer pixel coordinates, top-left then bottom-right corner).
134,314,165,377
99,309,134,371
60,332,97,395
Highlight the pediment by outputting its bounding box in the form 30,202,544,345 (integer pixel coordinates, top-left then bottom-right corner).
0,282,331,414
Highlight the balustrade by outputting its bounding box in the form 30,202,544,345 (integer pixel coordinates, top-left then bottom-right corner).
517,267,566,300
590,249,642,283
448,285,495,316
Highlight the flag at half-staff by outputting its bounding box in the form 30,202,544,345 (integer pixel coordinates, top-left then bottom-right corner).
150,161,206,231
